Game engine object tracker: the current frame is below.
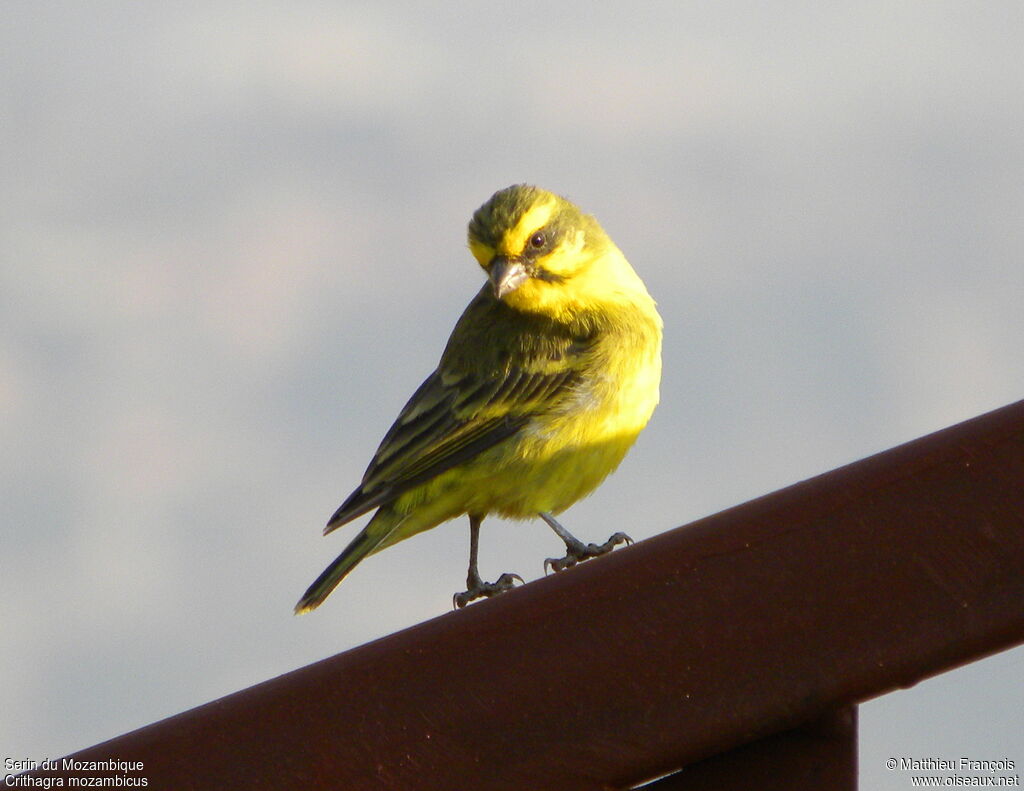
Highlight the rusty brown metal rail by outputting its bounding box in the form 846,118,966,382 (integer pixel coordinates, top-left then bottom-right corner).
22,399,1024,790
643,707,858,790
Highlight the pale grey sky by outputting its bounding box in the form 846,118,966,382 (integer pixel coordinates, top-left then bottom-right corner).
3,2,1023,788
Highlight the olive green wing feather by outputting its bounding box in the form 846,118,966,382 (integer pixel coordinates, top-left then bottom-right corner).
324,293,591,534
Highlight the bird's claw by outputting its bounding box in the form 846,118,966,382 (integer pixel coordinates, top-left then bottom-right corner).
453,572,523,609
544,531,633,574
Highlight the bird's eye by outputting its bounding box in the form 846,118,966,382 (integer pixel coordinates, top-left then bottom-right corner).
529,232,546,249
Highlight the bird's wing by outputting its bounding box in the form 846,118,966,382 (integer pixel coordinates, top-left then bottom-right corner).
324,294,591,533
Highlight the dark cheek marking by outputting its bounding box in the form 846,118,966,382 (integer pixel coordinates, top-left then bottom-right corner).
533,269,567,284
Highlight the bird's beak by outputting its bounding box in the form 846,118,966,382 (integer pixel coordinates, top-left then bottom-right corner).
488,256,529,300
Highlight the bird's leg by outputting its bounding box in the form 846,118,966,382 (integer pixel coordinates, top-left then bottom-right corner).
540,512,633,573
453,514,523,608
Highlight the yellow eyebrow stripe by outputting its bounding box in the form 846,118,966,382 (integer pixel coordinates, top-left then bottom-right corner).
499,199,558,256
468,238,495,266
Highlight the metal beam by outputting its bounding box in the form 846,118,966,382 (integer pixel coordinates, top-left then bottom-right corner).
639,707,857,790
25,399,1024,789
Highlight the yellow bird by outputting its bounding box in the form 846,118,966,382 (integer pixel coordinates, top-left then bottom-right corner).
296,185,662,612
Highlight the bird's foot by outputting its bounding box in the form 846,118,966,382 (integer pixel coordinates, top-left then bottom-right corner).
453,572,523,609
544,532,633,574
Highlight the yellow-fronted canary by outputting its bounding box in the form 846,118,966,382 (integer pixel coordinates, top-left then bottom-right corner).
296,184,662,612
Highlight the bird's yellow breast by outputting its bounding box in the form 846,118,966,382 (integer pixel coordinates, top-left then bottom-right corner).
465,313,662,518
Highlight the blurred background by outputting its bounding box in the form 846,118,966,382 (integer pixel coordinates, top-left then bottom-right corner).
2,2,1022,787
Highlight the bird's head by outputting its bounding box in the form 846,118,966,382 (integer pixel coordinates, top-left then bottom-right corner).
467,185,632,319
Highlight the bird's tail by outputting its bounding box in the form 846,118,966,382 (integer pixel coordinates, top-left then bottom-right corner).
294,514,398,614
